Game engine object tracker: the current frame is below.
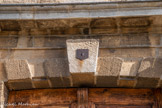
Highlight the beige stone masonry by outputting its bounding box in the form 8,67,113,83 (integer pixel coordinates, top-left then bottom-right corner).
137,58,162,88
5,60,33,90
118,59,141,87
0,57,161,89
44,58,71,87
0,82,8,108
67,39,99,86
96,57,123,87
5,60,31,80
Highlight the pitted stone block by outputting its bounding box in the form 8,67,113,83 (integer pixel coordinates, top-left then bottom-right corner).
118,59,140,87
5,60,31,80
120,60,139,77
136,58,162,88
97,57,123,76
67,39,99,87
44,58,71,87
66,39,99,73
96,57,123,87
5,60,33,90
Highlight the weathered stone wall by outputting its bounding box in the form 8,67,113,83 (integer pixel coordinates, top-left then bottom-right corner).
0,15,161,90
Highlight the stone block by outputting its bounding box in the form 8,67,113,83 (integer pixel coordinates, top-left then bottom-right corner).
12,50,66,59
33,37,66,48
96,76,118,87
136,58,162,88
96,57,123,87
28,59,46,78
118,77,137,88
120,59,141,77
49,77,71,87
136,77,159,88
100,34,161,48
99,48,156,58
32,78,50,89
67,39,99,87
100,35,121,48
138,58,162,78
0,20,21,31
90,18,117,28
44,58,71,87
7,79,33,90
91,28,117,35
17,36,29,48
120,17,150,27
118,58,139,88
5,60,31,80
51,28,83,35
97,57,123,76
66,39,99,73
0,37,18,48
72,73,94,87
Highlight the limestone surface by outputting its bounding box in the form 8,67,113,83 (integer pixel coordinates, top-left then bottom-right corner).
67,39,99,73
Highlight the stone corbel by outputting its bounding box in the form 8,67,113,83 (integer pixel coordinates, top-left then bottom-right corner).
66,39,99,87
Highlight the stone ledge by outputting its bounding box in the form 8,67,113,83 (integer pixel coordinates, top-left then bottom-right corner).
0,1,162,20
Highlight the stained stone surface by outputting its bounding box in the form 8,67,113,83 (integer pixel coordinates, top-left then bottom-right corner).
96,57,123,87
5,60,32,80
66,39,99,73
97,57,123,76
0,1,162,90
120,59,141,77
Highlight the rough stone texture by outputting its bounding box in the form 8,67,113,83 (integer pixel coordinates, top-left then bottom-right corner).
5,60,31,80
44,58,71,87
138,58,162,78
67,39,99,87
28,59,46,78
136,58,162,88
5,60,33,90
118,59,140,87
67,39,99,73
0,82,8,108
0,2,162,89
120,59,141,77
96,57,123,87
